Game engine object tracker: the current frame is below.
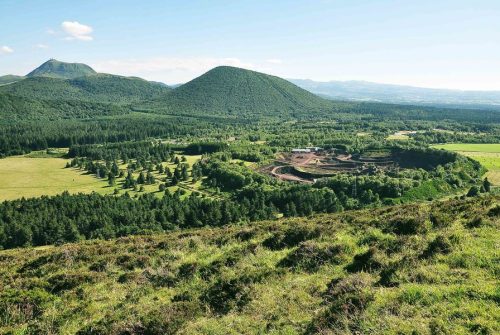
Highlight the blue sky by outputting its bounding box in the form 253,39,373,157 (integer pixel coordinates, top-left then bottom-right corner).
1,0,499,90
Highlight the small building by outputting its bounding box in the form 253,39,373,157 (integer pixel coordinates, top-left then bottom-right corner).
292,148,311,153
306,146,323,152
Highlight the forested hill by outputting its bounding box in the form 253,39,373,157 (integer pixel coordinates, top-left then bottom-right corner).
26,59,96,79
1,60,499,122
0,75,25,85
0,93,130,121
0,74,171,105
153,66,334,115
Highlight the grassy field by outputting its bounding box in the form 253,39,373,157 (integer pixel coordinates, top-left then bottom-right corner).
1,195,498,334
387,130,420,140
0,152,204,201
432,143,500,186
387,134,409,140
432,143,500,153
0,156,112,201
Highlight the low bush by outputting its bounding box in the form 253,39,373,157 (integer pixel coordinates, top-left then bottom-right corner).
115,253,151,270
200,277,252,314
0,288,54,326
346,247,386,273
139,301,203,335
48,272,97,294
262,224,321,250
307,273,375,334
358,228,399,253
144,266,178,288
278,241,352,272
386,215,430,235
422,235,454,258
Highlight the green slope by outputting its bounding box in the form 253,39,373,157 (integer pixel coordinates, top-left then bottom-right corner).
0,75,25,85
0,93,130,120
0,60,171,120
26,59,96,79
156,66,333,115
0,74,171,105
0,195,498,334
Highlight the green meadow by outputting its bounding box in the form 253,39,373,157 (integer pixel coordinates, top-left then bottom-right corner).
432,144,500,186
0,156,112,201
0,152,203,201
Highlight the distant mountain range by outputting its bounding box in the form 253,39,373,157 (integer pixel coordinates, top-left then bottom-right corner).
290,79,500,109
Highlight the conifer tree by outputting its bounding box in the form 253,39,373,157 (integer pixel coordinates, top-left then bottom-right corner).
137,172,146,184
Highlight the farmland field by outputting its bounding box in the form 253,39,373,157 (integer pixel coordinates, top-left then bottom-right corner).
0,156,112,201
432,143,500,185
0,152,204,201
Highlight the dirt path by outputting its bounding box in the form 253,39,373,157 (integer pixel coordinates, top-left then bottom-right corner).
270,165,313,184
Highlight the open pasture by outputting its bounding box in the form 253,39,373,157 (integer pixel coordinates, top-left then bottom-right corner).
432,143,500,185
0,152,205,201
0,156,112,201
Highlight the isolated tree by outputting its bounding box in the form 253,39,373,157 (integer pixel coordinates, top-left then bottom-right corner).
108,174,116,186
165,166,172,178
137,172,146,184
483,178,491,192
467,185,480,197
146,171,155,184
111,162,120,176
181,164,189,181
171,174,179,186
174,167,182,181
123,170,136,189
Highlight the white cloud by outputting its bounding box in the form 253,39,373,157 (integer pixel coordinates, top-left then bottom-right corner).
266,58,283,64
46,28,56,35
0,46,13,54
92,57,258,83
36,44,49,49
61,21,93,41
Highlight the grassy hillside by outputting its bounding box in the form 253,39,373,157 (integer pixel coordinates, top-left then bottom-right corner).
0,195,498,334
156,66,333,115
26,59,96,79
